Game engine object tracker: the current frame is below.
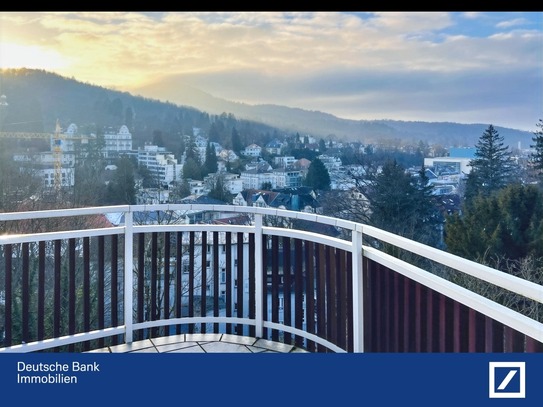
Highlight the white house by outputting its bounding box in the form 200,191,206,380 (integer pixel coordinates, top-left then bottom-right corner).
241,144,262,157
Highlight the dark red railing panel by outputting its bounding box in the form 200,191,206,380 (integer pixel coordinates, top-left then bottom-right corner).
150,232,158,337
213,231,220,333
97,236,105,348
346,251,354,353
452,301,461,352
316,243,327,352
236,232,244,335
137,233,145,339
271,235,279,342
305,240,316,352
336,248,344,350
175,232,183,335
283,237,292,344
392,269,401,352
37,241,45,341
226,232,232,335
164,232,171,324
3,244,12,347
21,242,29,344
188,231,195,334
53,239,61,349
68,238,76,351
83,237,91,350
294,238,304,348
526,336,543,352
485,317,503,352
326,246,337,347
248,233,255,338
362,258,543,353
200,231,207,334
111,234,119,345
261,234,268,339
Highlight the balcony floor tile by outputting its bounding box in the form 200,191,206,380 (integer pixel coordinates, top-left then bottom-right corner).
88,335,309,354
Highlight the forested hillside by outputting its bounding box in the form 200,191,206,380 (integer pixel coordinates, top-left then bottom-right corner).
0,68,534,149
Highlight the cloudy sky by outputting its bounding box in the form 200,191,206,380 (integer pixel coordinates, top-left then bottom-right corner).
0,11,541,130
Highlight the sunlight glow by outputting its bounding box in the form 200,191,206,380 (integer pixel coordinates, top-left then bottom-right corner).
0,42,69,70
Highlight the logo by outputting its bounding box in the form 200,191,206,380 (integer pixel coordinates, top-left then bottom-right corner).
489,362,526,399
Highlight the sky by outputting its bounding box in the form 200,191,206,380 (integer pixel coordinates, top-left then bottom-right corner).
0,11,542,131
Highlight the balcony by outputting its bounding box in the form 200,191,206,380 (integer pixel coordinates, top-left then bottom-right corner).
0,204,541,353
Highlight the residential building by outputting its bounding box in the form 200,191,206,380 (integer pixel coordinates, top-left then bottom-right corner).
103,125,133,158
138,144,182,186
265,139,286,155
241,144,262,157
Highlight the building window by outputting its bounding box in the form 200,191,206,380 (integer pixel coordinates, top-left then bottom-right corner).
220,272,226,284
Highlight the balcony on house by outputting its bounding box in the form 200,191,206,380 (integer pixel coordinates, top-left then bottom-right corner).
0,204,541,353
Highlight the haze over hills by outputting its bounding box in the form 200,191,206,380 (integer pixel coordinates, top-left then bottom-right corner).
0,68,535,150
132,78,538,149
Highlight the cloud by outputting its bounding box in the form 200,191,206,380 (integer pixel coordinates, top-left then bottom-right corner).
1,11,541,130
496,18,528,29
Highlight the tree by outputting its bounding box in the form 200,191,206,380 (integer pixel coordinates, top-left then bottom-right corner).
152,130,165,147
366,160,440,245
184,135,200,163
531,118,543,178
464,124,512,201
202,142,218,176
445,183,543,264
207,175,232,202
304,158,331,191
231,127,243,154
182,157,202,180
106,155,136,204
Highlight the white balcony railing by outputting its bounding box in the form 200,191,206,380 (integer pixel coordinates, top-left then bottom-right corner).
0,204,541,353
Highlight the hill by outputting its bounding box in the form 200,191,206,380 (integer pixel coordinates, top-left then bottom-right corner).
0,68,534,149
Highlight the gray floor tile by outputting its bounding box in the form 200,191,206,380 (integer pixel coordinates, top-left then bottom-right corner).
156,342,201,353
220,334,258,346
252,339,294,353
166,344,205,353
200,342,252,353
109,339,155,353
185,333,222,342
151,334,185,347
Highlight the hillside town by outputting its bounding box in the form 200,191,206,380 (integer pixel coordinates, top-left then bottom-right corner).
3,119,538,226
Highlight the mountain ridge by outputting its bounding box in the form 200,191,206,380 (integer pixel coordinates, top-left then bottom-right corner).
0,68,535,149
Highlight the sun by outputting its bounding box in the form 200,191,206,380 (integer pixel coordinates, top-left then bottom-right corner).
0,42,69,70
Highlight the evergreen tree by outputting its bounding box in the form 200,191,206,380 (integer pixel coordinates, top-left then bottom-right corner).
106,155,136,204
305,158,331,191
531,118,543,178
182,157,202,180
231,127,243,153
207,176,231,202
465,124,512,201
365,160,428,239
319,138,327,153
445,183,543,263
184,135,200,163
202,142,218,176
152,130,165,147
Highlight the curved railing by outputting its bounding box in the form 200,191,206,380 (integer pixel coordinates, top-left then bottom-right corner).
0,204,542,353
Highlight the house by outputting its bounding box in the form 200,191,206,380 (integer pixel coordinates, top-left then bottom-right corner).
265,139,286,155
241,144,262,157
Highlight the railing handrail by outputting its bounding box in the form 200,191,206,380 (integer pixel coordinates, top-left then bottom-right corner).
2,204,541,306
